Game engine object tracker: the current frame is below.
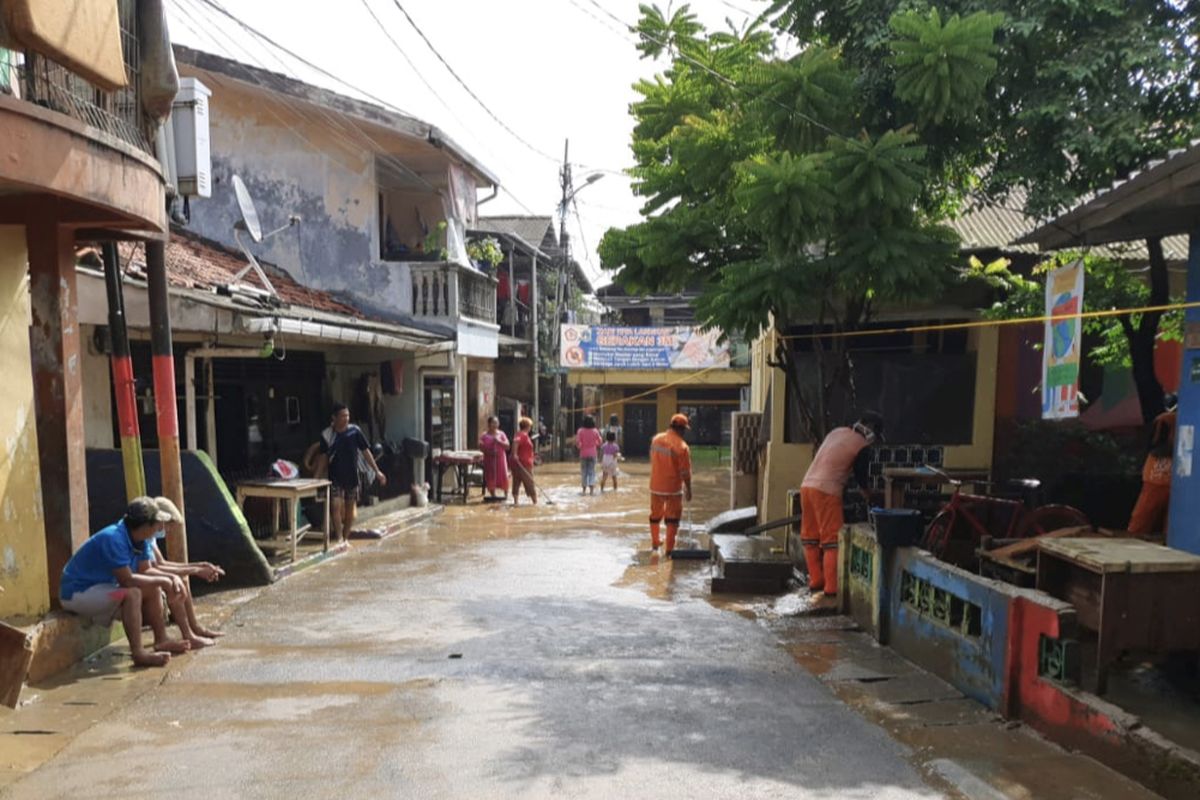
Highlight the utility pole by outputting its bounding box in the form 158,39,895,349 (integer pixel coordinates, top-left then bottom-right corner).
552,139,572,461
147,240,188,562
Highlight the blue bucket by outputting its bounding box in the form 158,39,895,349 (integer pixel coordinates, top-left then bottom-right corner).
869,507,923,548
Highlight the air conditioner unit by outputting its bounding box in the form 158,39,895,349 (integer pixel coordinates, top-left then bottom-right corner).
171,77,212,198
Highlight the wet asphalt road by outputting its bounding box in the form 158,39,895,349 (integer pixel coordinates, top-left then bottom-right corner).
4,464,945,799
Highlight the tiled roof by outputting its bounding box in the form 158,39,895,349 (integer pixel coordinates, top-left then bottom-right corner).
115,230,362,317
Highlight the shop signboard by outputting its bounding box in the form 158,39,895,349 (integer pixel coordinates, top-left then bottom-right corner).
559,325,730,370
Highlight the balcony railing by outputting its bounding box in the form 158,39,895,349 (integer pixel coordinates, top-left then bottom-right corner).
3,0,153,154
411,261,497,324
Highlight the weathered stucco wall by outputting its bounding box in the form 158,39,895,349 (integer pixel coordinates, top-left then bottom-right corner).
0,227,50,619
80,324,114,450
179,71,414,318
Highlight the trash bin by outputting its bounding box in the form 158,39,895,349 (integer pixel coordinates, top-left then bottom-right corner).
869,508,924,548
403,437,430,487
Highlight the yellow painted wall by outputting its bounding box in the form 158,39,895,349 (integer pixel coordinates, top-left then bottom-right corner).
0,227,50,620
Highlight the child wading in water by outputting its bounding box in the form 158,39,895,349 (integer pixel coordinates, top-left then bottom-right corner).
575,415,603,495
600,431,622,492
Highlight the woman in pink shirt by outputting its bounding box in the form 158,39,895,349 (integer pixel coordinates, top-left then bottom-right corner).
479,415,510,501
575,415,604,495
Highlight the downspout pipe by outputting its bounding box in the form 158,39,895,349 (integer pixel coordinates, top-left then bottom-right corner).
102,243,146,501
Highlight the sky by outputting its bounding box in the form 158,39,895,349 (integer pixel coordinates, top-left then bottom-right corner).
165,0,771,289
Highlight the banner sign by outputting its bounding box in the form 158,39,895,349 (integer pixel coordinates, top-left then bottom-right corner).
559,325,730,370
1042,261,1085,419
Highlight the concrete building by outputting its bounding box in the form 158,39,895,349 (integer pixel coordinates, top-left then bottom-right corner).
171,45,501,457
580,284,750,457
0,0,174,622
470,216,595,438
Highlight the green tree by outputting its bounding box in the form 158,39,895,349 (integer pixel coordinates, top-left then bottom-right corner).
769,0,1199,422
600,4,1003,439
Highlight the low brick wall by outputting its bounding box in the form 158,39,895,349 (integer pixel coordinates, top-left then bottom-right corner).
838,524,887,643
886,547,1017,710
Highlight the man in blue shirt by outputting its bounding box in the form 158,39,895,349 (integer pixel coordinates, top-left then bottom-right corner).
60,497,197,667
318,403,386,541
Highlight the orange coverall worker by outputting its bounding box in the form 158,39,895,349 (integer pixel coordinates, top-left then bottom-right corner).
649,427,692,553
1128,409,1177,536
800,427,872,597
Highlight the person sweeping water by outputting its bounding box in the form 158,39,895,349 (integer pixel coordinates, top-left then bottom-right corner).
648,413,693,556
509,416,538,506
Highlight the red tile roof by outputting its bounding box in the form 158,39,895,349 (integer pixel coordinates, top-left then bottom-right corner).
111,230,362,318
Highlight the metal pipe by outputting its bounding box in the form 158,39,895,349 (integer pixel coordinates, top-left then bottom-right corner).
102,242,146,500
531,252,539,424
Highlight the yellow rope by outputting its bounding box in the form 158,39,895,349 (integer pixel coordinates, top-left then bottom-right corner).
779,300,1200,341
555,299,1198,416
561,362,730,414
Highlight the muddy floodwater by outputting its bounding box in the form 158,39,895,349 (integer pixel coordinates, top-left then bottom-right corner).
0,464,1155,799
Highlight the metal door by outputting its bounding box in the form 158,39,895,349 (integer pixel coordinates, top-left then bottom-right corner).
623,403,656,458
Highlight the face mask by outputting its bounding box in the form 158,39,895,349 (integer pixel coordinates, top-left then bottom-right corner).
154,528,167,540
853,422,876,444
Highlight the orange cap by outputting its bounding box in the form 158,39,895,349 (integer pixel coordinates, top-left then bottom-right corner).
670,413,691,429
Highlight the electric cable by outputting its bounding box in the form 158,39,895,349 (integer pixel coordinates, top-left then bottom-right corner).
388,0,561,165
356,0,475,136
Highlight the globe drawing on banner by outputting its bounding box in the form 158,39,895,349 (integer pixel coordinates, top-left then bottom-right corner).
1050,292,1077,359
1041,262,1085,420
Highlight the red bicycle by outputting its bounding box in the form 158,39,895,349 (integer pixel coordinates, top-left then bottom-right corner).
919,468,1090,569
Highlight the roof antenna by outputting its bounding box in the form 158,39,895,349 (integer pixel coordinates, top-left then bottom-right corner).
227,174,300,302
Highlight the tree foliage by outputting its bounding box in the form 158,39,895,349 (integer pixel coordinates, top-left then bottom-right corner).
601,3,1003,438
768,0,1200,216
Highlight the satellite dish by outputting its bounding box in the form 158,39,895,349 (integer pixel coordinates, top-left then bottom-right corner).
232,174,263,243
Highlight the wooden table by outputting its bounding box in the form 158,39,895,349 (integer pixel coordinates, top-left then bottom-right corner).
1036,537,1200,693
431,450,483,504
236,478,331,564
883,466,991,509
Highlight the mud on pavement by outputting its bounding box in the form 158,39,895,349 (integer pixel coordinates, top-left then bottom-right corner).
1,464,1157,799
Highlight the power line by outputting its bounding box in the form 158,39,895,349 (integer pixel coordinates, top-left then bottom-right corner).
356,0,473,135
194,0,416,119
180,0,551,217
388,0,561,165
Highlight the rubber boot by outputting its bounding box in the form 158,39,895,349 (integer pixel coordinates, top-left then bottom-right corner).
802,541,824,593
665,525,678,556
822,546,839,597
649,521,661,550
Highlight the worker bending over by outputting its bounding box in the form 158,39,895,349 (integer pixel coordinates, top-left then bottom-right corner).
648,413,693,555
1128,393,1178,536
800,412,883,607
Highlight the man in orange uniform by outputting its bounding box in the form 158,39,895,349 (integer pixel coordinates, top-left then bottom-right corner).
649,413,693,555
1128,394,1178,536
800,412,883,606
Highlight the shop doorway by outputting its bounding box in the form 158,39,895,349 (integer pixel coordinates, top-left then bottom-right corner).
623,403,657,457
424,376,456,452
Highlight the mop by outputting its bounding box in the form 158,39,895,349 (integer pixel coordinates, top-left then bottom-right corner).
669,501,710,560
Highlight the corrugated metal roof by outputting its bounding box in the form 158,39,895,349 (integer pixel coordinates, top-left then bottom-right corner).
952,187,1189,261
475,216,557,252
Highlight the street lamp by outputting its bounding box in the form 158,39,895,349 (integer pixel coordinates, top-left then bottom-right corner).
551,162,604,460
